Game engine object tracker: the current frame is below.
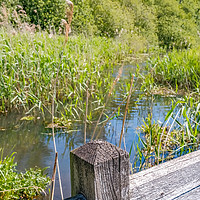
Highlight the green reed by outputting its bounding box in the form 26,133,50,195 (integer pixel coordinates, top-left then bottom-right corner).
0,29,131,120
141,48,200,94
133,96,200,171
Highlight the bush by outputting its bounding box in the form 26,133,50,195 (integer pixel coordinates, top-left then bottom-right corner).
127,0,158,46
18,0,66,31
154,0,198,49
88,0,128,37
0,150,50,199
0,0,19,8
180,0,200,30
72,0,98,35
1,0,199,50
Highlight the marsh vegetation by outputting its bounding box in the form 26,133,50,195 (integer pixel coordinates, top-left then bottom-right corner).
0,0,200,199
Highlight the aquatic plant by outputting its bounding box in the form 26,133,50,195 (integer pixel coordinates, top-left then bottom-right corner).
141,48,200,94
0,29,133,121
134,96,200,171
0,149,50,199
91,65,124,141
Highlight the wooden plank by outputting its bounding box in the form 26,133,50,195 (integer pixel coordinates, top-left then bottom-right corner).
130,150,200,200
175,185,200,200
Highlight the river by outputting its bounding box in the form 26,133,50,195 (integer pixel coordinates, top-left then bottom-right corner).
0,64,174,199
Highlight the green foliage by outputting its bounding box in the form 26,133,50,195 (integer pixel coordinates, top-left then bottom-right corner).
180,0,200,30
122,0,158,46
0,0,30,27
0,0,19,8
0,150,50,199
89,0,128,37
154,0,198,49
83,0,199,48
0,29,137,119
84,0,158,44
18,0,66,30
137,115,178,168
142,47,200,93
72,0,97,35
136,97,200,169
1,0,200,49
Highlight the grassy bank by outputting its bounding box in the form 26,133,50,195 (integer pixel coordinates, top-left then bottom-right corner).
134,96,200,171
141,48,200,95
0,28,140,119
0,149,49,199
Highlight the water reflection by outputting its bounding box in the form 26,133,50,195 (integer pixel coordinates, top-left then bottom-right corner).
0,65,175,199
0,113,52,171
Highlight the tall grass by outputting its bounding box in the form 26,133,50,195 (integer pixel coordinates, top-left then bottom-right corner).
141,48,200,94
0,29,132,120
134,96,200,171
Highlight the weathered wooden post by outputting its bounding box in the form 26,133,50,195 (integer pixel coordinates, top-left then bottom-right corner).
70,140,130,200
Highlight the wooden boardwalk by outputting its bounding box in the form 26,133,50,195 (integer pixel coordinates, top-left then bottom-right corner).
130,150,200,200
69,141,200,200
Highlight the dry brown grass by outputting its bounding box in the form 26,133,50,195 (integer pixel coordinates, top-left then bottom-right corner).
91,65,124,141
0,5,9,26
0,4,36,33
49,3,74,199
66,0,73,26
61,0,74,43
119,74,134,148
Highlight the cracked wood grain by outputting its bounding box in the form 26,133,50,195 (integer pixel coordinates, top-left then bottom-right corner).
70,140,129,200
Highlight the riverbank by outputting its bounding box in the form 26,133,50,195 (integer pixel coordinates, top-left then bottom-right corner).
1,0,200,199
0,29,143,118
140,47,200,96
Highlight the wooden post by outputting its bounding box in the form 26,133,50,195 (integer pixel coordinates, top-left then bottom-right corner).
70,140,130,200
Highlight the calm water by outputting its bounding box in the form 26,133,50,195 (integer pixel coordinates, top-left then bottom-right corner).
0,65,174,199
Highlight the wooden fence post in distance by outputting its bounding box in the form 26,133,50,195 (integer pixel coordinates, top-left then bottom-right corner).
70,140,130,200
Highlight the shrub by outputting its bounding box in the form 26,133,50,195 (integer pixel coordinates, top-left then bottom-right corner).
72,0,98,35
18,0,66,31
0,150,50,199
154,0,198,49
88,0,129,37
0,0,19,8
127,0,158,46
180,0,200,30
1,0,199,49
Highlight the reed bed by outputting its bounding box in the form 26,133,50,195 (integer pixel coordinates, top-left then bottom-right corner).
134,96,200,171
141,48,200,94
0,29,130,120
